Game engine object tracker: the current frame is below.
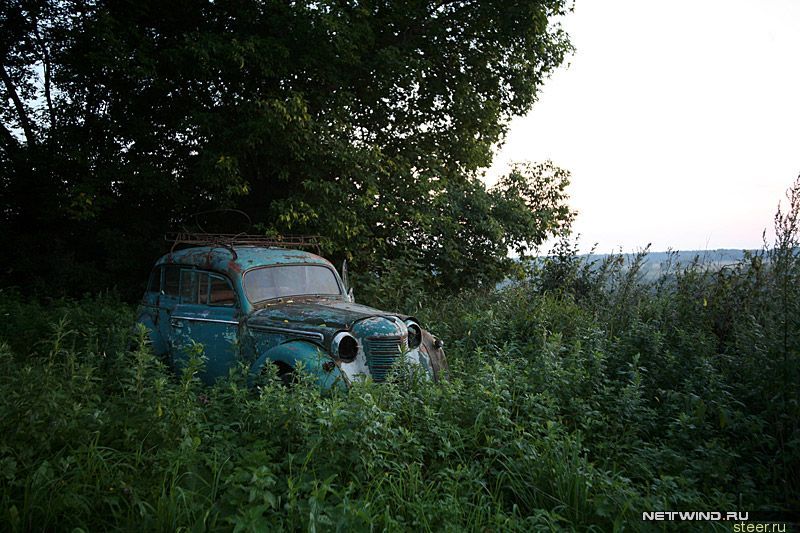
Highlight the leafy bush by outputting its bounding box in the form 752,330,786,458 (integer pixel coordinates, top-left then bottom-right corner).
2,182,799,530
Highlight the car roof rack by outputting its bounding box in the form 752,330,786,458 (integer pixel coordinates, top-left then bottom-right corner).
166,232,322,259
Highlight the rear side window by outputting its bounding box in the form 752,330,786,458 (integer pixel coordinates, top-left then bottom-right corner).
163,266,180,297
146,268,160,293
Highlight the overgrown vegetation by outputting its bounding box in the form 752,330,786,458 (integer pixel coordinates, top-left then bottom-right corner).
3,1,797,529
1,183,797,531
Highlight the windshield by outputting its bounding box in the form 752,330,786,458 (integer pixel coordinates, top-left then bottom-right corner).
243,264,342,303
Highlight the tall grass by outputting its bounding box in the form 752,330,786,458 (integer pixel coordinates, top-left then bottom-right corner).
1,179,799,531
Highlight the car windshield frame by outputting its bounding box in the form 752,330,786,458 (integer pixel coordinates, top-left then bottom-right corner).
242,263,344,305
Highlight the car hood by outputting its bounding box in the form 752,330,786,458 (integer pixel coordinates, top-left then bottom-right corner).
246,297,408,340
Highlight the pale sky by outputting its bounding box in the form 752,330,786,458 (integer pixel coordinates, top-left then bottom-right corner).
484,0,800,253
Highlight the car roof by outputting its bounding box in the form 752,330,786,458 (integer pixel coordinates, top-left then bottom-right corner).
155,245,333,276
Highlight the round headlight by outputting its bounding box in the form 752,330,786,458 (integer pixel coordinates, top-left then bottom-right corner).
405,320,422,349
332,331,358,362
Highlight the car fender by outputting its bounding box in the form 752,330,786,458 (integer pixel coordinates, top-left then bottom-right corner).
249,340,346,390
420,329,448,382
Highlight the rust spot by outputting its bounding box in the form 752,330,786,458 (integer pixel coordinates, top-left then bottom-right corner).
281,253,311,261
227,259,242,273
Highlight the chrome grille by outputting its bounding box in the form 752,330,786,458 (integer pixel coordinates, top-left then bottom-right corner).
365,335,407,382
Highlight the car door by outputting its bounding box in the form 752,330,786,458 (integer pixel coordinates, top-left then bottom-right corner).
157,265,181,362
136,267,169,356
168,268,240,383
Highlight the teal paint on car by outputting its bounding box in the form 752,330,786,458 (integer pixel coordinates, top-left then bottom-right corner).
134,241,447,388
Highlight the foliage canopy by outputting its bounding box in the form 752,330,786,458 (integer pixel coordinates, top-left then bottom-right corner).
1,0,573,295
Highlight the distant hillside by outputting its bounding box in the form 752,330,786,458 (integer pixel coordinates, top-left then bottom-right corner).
506,249,759,288
578,249,757,282
586,248,750,264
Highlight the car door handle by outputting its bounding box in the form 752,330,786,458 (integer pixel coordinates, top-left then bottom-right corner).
170,318,184,328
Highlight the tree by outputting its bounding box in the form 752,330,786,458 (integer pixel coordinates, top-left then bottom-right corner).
1,0,574,296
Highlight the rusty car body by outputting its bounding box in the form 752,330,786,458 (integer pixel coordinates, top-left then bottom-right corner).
134,234,447,388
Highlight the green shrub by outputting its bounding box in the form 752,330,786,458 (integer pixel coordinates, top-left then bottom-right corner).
2,181,799,530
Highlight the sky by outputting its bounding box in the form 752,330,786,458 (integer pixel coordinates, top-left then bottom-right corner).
483,0,800,253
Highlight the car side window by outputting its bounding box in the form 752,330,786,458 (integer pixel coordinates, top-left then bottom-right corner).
208,274,236,306
146,268,160,293
178,270,234,306
163,266,180,297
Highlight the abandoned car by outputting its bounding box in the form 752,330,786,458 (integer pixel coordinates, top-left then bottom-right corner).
135,234,447,388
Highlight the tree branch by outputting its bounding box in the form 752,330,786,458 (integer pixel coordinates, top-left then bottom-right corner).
33,23,56,129
0,120,21,154
0,65,36,147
